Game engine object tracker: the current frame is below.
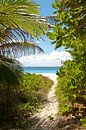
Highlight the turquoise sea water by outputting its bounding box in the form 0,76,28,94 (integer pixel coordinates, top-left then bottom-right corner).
23,67,60,74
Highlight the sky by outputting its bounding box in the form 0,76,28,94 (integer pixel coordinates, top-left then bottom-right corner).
33,0,64,53
34,0,55,16
18,0,71,67
19,51,72,67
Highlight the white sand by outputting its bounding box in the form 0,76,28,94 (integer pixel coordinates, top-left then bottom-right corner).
39,73,57,82
35,73,59,119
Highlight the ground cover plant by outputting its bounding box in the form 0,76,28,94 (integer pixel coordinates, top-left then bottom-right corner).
0,73,53,129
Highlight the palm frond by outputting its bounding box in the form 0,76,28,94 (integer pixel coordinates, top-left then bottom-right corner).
0,0,49,39
0,55,23,86
0,41,44,58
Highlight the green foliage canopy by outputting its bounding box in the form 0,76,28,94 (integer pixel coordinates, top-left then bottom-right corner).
48,0,86,48
47,0,86,113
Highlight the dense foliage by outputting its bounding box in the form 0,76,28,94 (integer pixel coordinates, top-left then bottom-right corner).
0,73,53,128
19,73,53,113
47,0,86,118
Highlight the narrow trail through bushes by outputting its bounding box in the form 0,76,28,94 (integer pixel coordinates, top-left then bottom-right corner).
27,74,85,130
35,73,59,119
27,73,59,130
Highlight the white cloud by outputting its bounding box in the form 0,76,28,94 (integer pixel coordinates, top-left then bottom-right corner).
18,51,72,67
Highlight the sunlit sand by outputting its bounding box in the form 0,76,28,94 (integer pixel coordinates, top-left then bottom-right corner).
35,73,59,118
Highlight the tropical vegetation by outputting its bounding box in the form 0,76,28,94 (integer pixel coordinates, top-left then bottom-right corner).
0,73,53,129
0,0,52,128
0,0,49,78
47,0,86,126
1,0,86,129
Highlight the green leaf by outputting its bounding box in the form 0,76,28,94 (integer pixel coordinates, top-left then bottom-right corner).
52,3,58,9
69,86,77,90
47,32,56,40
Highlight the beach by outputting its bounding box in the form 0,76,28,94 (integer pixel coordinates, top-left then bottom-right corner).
39,73,57,83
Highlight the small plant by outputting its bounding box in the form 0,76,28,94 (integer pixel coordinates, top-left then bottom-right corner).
80,116,86,127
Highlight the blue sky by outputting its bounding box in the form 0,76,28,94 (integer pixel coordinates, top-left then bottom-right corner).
34,0,64,53
19,0,71,67
34,0,55,16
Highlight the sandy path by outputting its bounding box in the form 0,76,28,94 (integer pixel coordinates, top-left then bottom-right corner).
27,73,59,130
35,73,59,119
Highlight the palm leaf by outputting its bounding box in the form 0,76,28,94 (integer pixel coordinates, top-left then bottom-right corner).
0,55,23,86
0,0,49,39
0,41,44,58
0,0,55,88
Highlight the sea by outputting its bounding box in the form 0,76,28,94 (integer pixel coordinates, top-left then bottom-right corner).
23,67,60,74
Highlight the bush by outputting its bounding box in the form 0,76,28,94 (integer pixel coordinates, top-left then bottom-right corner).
0,73,53,129
56,60,86,114
18,73,53,113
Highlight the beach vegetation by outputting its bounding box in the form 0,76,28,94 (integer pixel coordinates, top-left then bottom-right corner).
48,0,86,121
0,73,53,129
0,0,51,128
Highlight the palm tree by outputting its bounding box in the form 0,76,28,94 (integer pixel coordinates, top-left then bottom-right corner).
0,0,52,119
0,0,50,85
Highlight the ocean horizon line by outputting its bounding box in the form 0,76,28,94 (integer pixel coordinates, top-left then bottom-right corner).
23,66,60,73
23,66,61,68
